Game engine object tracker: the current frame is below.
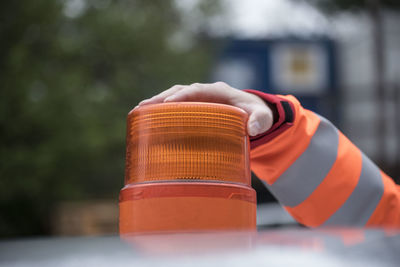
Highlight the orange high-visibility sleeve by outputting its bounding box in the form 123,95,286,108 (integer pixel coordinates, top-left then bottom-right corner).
246,90,400,228
366,171,400,227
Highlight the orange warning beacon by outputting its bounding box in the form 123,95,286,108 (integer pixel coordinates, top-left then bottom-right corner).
119,102,256,235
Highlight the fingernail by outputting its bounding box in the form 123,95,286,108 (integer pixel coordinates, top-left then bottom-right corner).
249,121,261,136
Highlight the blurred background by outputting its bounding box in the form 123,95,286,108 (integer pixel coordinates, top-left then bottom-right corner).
1,0,400,238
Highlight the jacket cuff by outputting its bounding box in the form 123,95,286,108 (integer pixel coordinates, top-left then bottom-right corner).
243,90,295,149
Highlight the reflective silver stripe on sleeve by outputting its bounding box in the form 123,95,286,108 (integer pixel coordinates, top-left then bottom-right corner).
323,153,384,226
262,115,339,207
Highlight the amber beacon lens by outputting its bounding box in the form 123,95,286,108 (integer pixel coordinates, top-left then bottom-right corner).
119,102,256,235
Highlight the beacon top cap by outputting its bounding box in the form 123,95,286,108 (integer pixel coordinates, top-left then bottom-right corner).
124,102,251,185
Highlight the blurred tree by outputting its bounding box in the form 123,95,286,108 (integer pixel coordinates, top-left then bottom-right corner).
0,0,220,237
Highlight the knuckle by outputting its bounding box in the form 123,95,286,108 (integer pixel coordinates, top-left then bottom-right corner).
190,82,202,88
214,81,227,87
170,84,182,90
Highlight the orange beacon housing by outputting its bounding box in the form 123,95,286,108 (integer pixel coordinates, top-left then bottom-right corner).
119,102,256,234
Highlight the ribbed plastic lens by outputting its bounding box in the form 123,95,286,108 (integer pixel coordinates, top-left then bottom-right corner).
124,102,250,185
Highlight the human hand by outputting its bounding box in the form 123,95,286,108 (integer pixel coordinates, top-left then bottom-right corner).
137,82,274,136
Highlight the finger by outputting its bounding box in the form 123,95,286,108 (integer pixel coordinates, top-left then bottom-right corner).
139,85,185,106
164,82,231,103
247,107,273,136
164,83,204,102
230,91,274,136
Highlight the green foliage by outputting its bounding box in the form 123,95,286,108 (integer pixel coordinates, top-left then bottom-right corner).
0,0,217,237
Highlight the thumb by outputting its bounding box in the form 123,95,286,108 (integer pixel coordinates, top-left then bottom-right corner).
247,107,273,137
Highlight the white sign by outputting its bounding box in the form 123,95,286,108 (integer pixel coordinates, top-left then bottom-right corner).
270,43,328,95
